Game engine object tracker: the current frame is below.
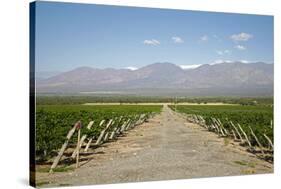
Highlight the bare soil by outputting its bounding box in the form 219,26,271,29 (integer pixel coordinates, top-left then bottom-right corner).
36,105,273,187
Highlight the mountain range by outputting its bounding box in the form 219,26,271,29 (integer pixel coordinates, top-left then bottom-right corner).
36,62,273,96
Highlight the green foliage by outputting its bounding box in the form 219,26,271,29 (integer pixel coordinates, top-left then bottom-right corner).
36,95,273,105
170,105,273,147
36,105,161,160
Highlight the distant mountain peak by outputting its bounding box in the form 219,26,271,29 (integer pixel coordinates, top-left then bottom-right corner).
37,61,273,96
139,62,183,72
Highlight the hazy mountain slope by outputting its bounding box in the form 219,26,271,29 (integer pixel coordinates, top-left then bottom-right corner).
36,62,273,96
183,62,273,88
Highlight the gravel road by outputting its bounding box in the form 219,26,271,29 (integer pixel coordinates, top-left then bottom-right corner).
37,105,273,187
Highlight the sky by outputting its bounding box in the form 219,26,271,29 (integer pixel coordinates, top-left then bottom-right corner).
34,1,274,73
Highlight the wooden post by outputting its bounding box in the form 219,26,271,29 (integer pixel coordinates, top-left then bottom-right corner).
120,119,130,132
102,119,115,142
199,116,206,128
194,115,198,124
217,119,229,136
76,128,81,168
99,120,106,127
199,117,206,130
263,134,274,150
49,121,79,173
136,114,144,125
116,118,126,135
232,129,238,141
129,115,137,128
86,121,95,129
115,127,121,135
103,132,110,142
84,137,94,152
230,121,243,141
211,119,219,133
126,119,134,130
84,120,105,152
208,124,214,131
212,118,219,132
71,121,94,158
109,126,118,140
71,135,86,158
248,126,264,154
213,118,225,136
95,128,106,145
237,124,252,147
95,119,113,145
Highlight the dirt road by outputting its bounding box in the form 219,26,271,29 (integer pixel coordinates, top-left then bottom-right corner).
38,105,272,187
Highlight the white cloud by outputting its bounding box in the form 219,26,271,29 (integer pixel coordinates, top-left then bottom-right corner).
179,64,202,70
240,60,250,63
172,36,184,43
200,35,208,42
235,45,246,50
216,49,231,55
125,66,138,70
211,59,252,65
143,39,160,46
213,59,224,64
211,59,235,65
230,32,253,42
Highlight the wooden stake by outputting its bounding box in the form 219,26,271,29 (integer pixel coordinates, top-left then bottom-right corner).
126,119,134,130
103,132,110,142
95,119,113,145
109,126,118,140
237,124,252,147
213,118,225,136
263,134,274,150
76,128,81,168
208,124,214,131
71,121,94,158
49,121,79,173
217,119,229,136
135,114,142,125
232,129,238,141
199,116,206,127
211,119,219,133
84,120,105,152
84,137,93,152
248,126,264,154
120,119,130,132
230,122,243,141
71,135,86,158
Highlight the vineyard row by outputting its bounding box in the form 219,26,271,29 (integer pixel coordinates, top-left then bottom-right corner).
49,112,154,173
180,113,273,162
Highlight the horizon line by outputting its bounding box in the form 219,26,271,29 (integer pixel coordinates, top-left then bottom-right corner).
36,60,274,73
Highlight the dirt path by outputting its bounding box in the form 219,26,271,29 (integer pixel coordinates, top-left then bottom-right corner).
37,105,273,187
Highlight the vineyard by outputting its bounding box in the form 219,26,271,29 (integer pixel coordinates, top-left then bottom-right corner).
36,105,162,171
169,105,273,161
35,102,274,179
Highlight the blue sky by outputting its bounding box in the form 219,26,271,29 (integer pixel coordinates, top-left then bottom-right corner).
35,1,273,72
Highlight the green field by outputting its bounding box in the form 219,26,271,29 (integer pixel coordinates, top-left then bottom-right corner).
36,105,162,161
36,96,274,162
170,105,273,148
36,95,273,105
